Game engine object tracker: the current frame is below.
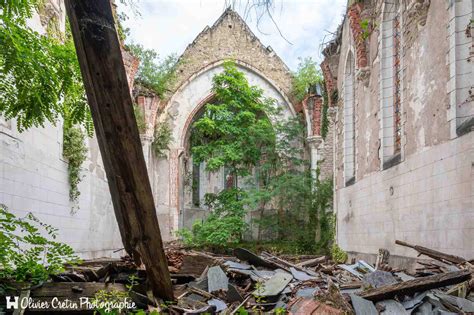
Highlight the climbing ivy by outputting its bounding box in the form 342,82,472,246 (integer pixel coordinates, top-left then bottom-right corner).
320,81,330,139
63,125,87,212
133,104,146,134
151,121,172,158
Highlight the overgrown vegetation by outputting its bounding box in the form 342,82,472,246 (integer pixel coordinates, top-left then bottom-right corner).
133,104,146,134
151,121,172,157
179,188,248,246
0,204,80,287
126,43,178,98
180,61,335,254
0,0,92,132
292,57,323,102
62,125,88,212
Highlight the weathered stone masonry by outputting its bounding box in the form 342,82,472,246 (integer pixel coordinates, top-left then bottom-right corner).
322,0,474,262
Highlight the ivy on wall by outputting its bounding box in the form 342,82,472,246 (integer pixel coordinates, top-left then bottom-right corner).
152,121,172,158
62,125,87,213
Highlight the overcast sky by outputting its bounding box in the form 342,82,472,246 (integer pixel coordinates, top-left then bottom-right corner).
118,0,347,71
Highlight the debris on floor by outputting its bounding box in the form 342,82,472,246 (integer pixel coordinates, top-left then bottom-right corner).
2,240,473,314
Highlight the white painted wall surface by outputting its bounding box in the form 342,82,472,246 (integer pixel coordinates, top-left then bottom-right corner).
336,132,474,259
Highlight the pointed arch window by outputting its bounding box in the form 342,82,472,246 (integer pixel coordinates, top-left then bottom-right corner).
380,1,402,168
344,51,356,185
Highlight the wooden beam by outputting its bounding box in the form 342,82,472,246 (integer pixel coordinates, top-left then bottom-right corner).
64,0,173,300
395,240,466,265
359,269,471,301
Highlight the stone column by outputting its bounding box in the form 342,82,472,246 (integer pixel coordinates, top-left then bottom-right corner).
307,136,323,184
168,148,182,235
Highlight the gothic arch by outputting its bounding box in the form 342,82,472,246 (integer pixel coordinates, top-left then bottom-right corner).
163,59,296,150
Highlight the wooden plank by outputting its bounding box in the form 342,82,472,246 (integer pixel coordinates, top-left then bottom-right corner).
296,256,327,268
30,282,126,297
395,240,466,264
64,0,173,300
359,269,471,302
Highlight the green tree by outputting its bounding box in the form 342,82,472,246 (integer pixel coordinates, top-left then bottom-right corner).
181,61,334,253
126,43,178,98
292,57,323,102
0,1,92,132
191,60,276,181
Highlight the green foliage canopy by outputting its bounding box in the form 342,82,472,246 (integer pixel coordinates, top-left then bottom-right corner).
127,43,178,98
191,61,276,177
0,0,92,132
292,57,323,102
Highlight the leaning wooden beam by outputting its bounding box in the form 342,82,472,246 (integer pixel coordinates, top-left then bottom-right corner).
65,0,173,300
359,269,471,301
395,240,467,265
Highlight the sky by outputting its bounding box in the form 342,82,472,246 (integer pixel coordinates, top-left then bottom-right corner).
118,0,347,71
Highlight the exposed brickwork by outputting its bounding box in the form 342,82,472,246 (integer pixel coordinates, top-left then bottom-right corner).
122,48,140,91
347,2,368,68
312,96,323,136
168,9,294,102
321,0,473,260
321,60,336,107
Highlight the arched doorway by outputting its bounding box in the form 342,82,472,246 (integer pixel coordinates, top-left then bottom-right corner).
161,60,296,234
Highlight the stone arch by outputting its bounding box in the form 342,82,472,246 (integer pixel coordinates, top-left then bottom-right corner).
163,59,296,150
160,59,296,233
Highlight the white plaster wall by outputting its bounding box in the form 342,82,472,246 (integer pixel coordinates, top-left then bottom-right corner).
336,132,474,259
0,4,122,259
0,118,123,259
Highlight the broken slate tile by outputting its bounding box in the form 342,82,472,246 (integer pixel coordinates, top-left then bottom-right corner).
401,291,427,310
435,293,474,312
207,298,227,312
227,284,243,303
395,272,415,282
350,294,377,315
376,300,408,315
363,270,397,288
289,267,316,281
339,260,375,279
254,272,293,297
207,266,228,293
224,260,251,270
412,301,433,315
296,287,317,298
189,276,208,291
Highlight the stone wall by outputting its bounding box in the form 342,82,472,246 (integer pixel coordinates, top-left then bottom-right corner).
324,0,474,259
168,9,294,101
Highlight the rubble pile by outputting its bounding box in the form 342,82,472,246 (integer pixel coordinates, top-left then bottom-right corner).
3,240,473,314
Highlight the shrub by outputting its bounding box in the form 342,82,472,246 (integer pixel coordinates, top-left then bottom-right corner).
0,204,80,285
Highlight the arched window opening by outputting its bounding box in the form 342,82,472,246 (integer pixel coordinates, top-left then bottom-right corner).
344,51,356,185
380,1,402,167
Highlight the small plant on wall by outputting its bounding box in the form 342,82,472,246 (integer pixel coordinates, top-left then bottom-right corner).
63,124,88,213
152,121,172,158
